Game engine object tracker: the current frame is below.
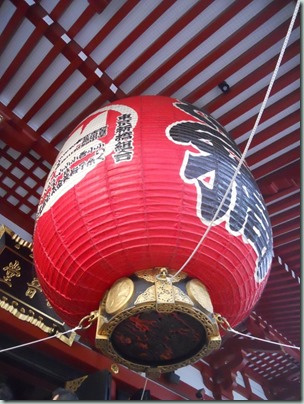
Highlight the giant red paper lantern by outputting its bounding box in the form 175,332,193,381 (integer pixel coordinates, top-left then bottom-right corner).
33,95,272,372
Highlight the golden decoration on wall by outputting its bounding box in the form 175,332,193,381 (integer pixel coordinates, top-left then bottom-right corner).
0,260,21,287
0,224,76,346
26,277,42,298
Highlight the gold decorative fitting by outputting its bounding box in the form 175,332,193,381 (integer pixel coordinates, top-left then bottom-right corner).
95,267,221,374
65,375,88,393
155,269,175,312
105,277,134,315
110,363,119,374
78,311,98,330
186,279,214,312
0,224,75,347
0,260,21,287
215,313,232,331
136,267,187,283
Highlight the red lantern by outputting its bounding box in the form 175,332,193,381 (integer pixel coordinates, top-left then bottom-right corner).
33,96,272,372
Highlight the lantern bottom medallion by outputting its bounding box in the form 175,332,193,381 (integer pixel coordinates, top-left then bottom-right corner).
95,268,221,374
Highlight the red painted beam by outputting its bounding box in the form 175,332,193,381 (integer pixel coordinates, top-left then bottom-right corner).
253,150,299,180
7,41,68,111
95,0,176,72
158,0,288,97
188,30,299,106
278,256,299,272
257,169,298,198
259,290,300,306
22,59,86,123
280,256,300,270
265,276,299,290
269,260,286,272
23,0,138,123
257,311,300,333
281,266,299,278
267,192,300,216
37,74,101,136
258,295,299,328
273,229,300,248
8,4,95,110
115,0,216,89
267,265,298,281
0,198,34,234
0,102,58,163
272,217,301,237
219,67,300,127
259,287,299,301
238,105,300,153
50,0,73,20
0,24,44,94
266,266,299,283
87,0,111,14
272,258,301,276
0,309,196,400
233,95,300,146
10,0,125,115
243,367,273,399
84,0,140,64
265,317,300,332
246,129,299,168
249,313,300,361
262,278,299,293
1,157,45,207
273,224,301,248
264,185,299,205
204,39,300,113
68,5,96,38
50,91,113,147
259,302,300,315
276,247,301,260
0,0,73,94
0,0,29,58
274,240,300,256
0,146,46,232
275,259,300,275
258,160,300,190
270,206,300,230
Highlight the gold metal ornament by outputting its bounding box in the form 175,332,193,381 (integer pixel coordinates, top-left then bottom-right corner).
110,363,119,374
0,224,76,346
105,277,134,314
186,278,214,313
95,268,221,374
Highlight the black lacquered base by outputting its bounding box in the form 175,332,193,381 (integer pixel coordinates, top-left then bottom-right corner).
111,310,207,367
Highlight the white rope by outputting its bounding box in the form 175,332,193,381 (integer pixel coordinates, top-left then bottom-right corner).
228,327,300,350
140,377,148,400
0,325,81,353
172,0,300,280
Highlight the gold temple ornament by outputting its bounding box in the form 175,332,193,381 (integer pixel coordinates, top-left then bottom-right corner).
0,260,21,287
0,224,76,347
95,267,221,375
26,277,43,299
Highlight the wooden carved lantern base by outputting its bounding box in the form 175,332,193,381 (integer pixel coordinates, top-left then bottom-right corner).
95,268,221,374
